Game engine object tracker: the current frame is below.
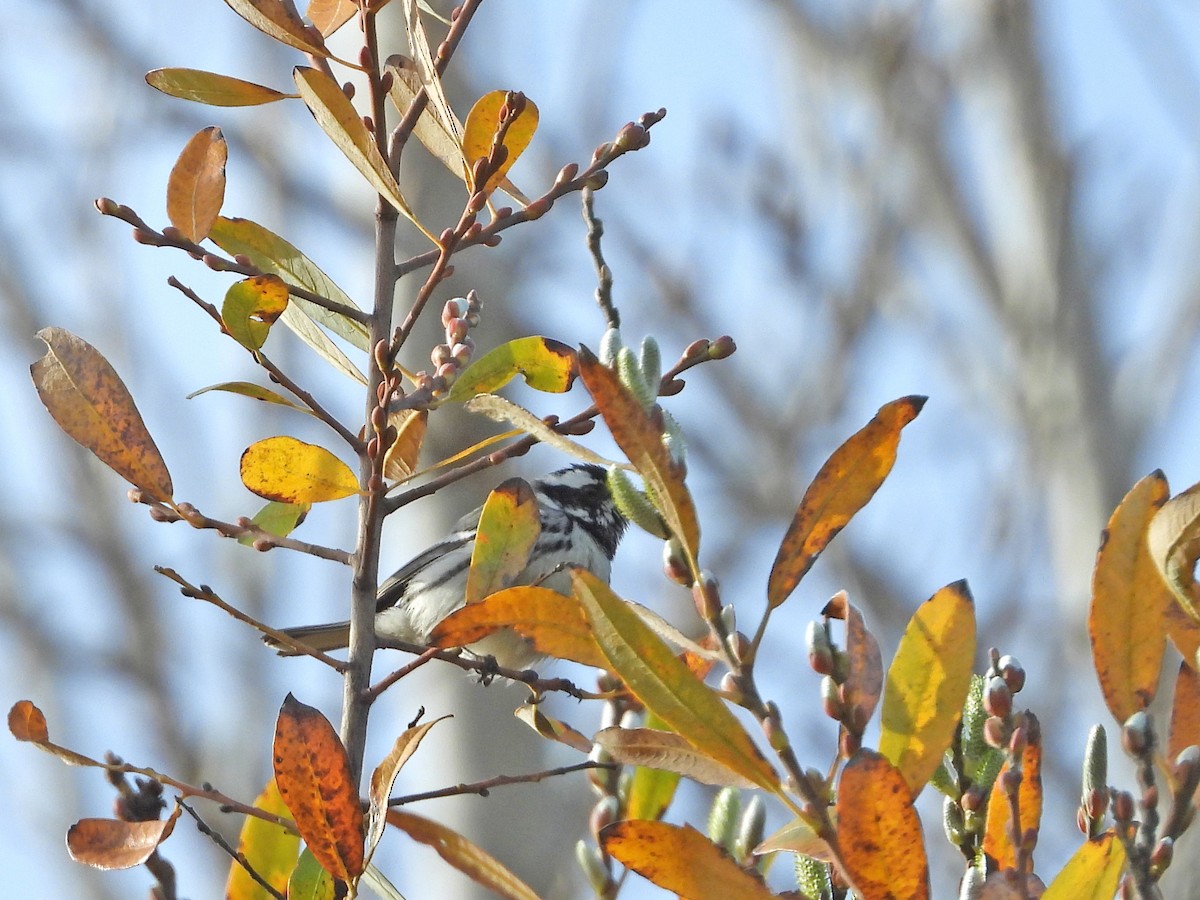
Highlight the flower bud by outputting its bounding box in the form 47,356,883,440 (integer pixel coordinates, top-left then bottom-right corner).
806,622,835,675
943,795,966,846
589,796,619,845
734,795,766,863
821,676,844,720
997,654,1026,693
662,536,691,585
983,675,1012,719
555,162,580,186
575,840,610,892
599,327,624,366
707,786,740,850
1121,710,1154,757
1150,837,1174,874
983,716,1009,749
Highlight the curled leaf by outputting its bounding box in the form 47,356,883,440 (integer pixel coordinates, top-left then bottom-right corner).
514,704,592,752
8,700,49,743
382,408,427,481
1148,479,1200,624
31,327,174,502
594,727,759,788
224,0,329,57
67,809,180,870
367,717,448,866
188,381,317,417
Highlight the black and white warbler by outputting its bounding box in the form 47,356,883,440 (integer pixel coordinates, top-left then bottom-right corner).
267,464,628,668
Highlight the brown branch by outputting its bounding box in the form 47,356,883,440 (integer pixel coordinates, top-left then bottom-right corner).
388,761,614,806
179,800,285,900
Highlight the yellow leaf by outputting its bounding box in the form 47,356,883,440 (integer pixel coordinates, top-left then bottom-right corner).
67,808,180,871
594,727,759,788
382,408,427,481
461,90,539,195
878,580,976,797
188,381,317,417
601,821,777,900
272,694,364,882
146,68,292,106
514,704,593,752
293,66,432,241
224,0,329,56
386,809,539,900
1042,833,1126,900
465,478,541,605
366,717,448,866
835,749,929,900
578,348,701,568
982,715,1044,872
430,586,608,669
167,126,227,242
240,436,358,504
226,779,300,900
31,327,174,503
572,569,780,795
222,275,290,351
306,0,359,35
1148,478,1200,624
447,336,576,401
1089,472,1171,722
1169,661,1200,759
768,396,926,609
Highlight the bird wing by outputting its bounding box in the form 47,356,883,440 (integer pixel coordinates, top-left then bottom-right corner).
374,527,476,613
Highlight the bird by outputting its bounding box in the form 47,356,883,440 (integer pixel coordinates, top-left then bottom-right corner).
265,464,628,669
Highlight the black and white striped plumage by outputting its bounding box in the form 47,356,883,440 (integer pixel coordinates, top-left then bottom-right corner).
268,464,627,668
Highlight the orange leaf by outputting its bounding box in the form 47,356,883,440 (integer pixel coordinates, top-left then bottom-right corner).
465,478,540,605
602,820,777,900
1089,472,1171,721
578,348,700,567
1165,598,1200,669
768,396,925,609
462,90,539,195
224,0,329,56
382,408,427,481
1169,662,1200,759
1147,479,1200,623
167,126,227,242
272,694,364,882
240,436,358,504
1042,833,1126,899
7,700,48,743
430,586,607,668
67,808,180,870
835,749,929,900
386,809,539,900
31,327,174,503
146,68,292,107
307,0,360,35
824,592,882,733
878,580,976,797
222,275,290,351
226,779,299,900
982,715,1044,872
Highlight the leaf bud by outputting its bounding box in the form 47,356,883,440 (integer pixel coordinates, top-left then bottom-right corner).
575,840,610,892
662,536,692,585
996,654,1026,693
719,604,736,636
943,795,966,846
692,571,721,621
821,676,844,720
613,122,648,152
734,795,766,863
484,233,502,247
555,162,580,186
983,676,1012,719
524,197,552,221
707,786,740,850
1150,837,1173,874
806,622,835,676
585,169,610,190
431,343,452,367
435,363,458,386
592,142,615,163
445,317,469,344
682,338,711,361
960,785,986,813
442,297,469,326
1121,709,1154,757
589,796,619,845
983,715,1009,749
94,197,120,216
450,341,474,367
1008,724,1027,758
641,107,668,127
719,672,744,700
252,538,273,552
608,467,670,541
1112,789,1135,822
708,335,737,360
763,710,788,753
1173,745,1200,799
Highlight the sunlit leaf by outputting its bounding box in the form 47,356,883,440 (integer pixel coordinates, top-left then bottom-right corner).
307,0,358,35
836,749,929,899
382,408,427,481
1148,479,1200,624
223,0,329,56
1165,600,1200,670
208,215,369,371
31,327,174,503
67,808,180,870
982,715,1043,872
272,694,364,882
7,700,49,743
1090,472,1171,722
768,395,926,609
288,848,337,900
625,711,681,822
595,727,759,788
464,394,618,466
448,336,576,401
239,500,310,547
514,704,592,752
755,816,833,860
601,821,776,900
1042,833,1125,900
225,779,299,900
400,0,460,179
461,90,539,194
188,381,317,417
463,478,541,605
241,436,358,504
167,126,227,242
367,717,447,866
578,348,700,568
387,809,539,900
878,580,976,797
147,68,292,106
573,569,779,794
222,275,290,351
824,591,883,733
293,66,431,240
430,586,607,668
1169,661,1200,759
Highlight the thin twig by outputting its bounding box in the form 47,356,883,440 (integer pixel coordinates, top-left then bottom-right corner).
582,186,619,330
179,800,286,900
367,647,441,699
388,761,614,806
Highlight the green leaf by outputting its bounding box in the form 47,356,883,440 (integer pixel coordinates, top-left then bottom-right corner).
465,478,541,605
572,569,779,795
222,275,289,351
146,68,293,107
286,849,336,900
239,501,310,546
448,336,577,401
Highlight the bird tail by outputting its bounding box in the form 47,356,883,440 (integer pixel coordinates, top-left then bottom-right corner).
264,622,351,656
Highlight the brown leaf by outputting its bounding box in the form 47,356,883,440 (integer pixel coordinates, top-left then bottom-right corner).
1147,479,1200,623
167,126,227,242
224,0,329,56
1089,472,1171,721
7,700,48,742
366,717,447,866
835,749,930,900
146,68,292,107
272,694,364,882
768,396,926,609
31,327,174,502
983,715,1044,872
514,705,593,752
824,592,883,733
594,727,759,788
601,820,777,899
382,408,427,481
67,809,180,870
1168,662,1200,759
